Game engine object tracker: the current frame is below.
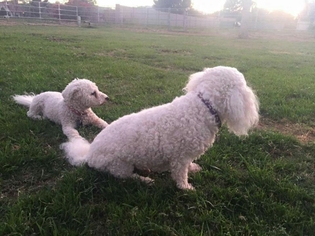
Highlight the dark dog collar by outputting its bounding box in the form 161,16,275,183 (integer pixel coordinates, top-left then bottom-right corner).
197,93,221,128
67,105,87,116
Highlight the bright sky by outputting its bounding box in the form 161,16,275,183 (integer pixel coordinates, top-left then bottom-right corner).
97,0,306,17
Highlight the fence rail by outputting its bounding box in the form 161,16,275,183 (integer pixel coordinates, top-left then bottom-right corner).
0,1,311,31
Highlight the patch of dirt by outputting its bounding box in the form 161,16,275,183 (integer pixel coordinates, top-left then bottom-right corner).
159,49,191,55
46,35,77,43
1,173,60,200
257,118,315,144
0,19,77,27
94,49,127,58
250,31,315,42
0,19,21,26
269,50,306,56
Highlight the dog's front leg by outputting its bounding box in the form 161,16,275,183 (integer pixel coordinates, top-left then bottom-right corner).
62,125,81,140
170,161,195,190
85,111,108,129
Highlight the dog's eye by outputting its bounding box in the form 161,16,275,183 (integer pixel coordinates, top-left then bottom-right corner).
91,91,97,97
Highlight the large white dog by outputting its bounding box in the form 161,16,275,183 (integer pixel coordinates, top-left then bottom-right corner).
13,78,109,140
61,67,259,190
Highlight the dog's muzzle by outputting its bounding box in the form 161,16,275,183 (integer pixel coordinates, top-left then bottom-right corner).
100,95,109,105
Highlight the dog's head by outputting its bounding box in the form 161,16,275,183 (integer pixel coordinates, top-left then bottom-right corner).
62,78,109,109
184,66,259,136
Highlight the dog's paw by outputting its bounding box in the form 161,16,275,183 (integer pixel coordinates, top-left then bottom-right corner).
177,182,195,191
68,135,84,141
100,121,108,129
132,174,154,185
140,176,154,185
188,163,202,173
27,112,43,120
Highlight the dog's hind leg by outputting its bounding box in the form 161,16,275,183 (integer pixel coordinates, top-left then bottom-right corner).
107,160,154,184
188,162,202,173
27,103,43,120
131,174,154,185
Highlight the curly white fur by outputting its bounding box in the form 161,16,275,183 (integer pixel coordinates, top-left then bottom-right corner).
61,66,259,190
13,78,109,140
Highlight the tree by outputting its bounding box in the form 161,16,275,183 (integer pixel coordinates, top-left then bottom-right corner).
239,0,253,38
224,0,255,38
224,0,243,12
153,0,192,14
299,1,315,28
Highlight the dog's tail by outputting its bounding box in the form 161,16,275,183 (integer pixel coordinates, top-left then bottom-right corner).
60,138,91,166
12,94,35,107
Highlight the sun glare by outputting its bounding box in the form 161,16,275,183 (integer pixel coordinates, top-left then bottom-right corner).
192,1,224,14
193,0,305,17
256,0,305,17
95,0,305,17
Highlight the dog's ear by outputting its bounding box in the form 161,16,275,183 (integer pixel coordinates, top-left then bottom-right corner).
62,86,80,103
225,86,259,136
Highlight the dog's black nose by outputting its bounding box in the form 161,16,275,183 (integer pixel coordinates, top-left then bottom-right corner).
105,97,110,101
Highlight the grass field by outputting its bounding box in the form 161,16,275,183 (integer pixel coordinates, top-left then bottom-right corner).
1,23,315,235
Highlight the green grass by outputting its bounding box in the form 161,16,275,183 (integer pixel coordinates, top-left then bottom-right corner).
1,24,315,235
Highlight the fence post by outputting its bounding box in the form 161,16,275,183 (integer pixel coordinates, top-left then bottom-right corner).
58,3,61,22
132,7,134,24
217,10,221,28
168,8,171,31
97,6,100,23
77,16,81,27
115,4,123,26
5,0,8,18
254,8,258,29
121,5,123,26
38,2,41,19
146,7,148,26
183,10,187,31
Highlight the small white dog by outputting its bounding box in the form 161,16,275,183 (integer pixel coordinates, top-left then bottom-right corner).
13,78,109,140
61,67,259,190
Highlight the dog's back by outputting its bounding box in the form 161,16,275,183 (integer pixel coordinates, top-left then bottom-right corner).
29,92,64,123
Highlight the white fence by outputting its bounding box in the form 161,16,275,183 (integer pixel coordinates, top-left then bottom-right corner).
0,1,310,31
0,2,224,29
0,1,105,23
114,5,223,29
